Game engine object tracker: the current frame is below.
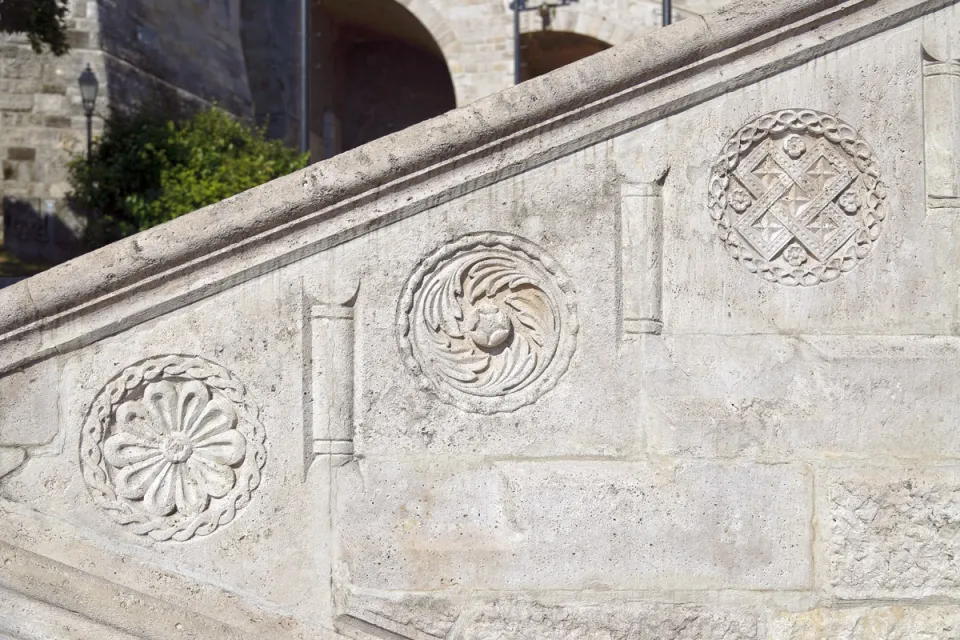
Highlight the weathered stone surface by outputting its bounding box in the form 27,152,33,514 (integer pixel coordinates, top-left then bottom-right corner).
771,606,960,639
338,460,812,591
451,599,759,640
0,586,140,640
0,447,25,479
339,589,460,639
0,357,59,446
825,467,960,599
645,335,960,460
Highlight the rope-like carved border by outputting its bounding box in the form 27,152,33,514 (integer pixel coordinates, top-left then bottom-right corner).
397,232,579,414
79,355,267,542
708,109,887,286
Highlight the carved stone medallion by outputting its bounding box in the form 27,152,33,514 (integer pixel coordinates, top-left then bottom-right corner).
708,109,887,286
397,232,578,413
80,355,267,541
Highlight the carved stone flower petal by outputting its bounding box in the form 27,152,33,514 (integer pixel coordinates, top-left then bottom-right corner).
142,461,177,516
185,395,238,442
175,466,210,516
177,380,211,435
114,456,170,502
187,456,236,499
115,399,165,442
104,431,162,468
141,381,180,435
193,429,246,466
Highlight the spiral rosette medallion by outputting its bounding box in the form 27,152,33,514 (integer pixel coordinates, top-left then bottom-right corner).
79,355,267,542
397,232,579,413
708,109,888,286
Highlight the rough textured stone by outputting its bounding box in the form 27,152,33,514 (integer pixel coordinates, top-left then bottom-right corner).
771,606,960,639
826,467,960,599
452,600,759,640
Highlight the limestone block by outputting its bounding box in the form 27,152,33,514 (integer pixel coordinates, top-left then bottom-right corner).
644,335,960,460
451,599,760,640
0,93,33,111
0,447,26,479
770,606,960,639
337,460,812,591
823,466,960,599
338,589,460,639
0,357,59,447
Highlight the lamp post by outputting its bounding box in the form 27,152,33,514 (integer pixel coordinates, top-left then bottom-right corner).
662,0,672,26
77,64,99,163
300,0,310,157
509,0,579,85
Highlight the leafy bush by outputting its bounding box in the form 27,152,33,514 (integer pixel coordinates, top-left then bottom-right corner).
0,0,69,55
69,106,308,248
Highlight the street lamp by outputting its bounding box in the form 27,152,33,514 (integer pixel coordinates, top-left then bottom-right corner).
509,0,579,85
77,64,99,162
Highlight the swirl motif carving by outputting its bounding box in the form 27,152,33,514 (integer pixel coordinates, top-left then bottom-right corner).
79,355,267,542
397,232,578,413
708,109,887,286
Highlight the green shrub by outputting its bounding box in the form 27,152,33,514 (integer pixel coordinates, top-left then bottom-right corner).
0,0,69,55
69,106,308,248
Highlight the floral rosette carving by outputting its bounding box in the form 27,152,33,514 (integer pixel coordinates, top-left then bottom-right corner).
397,232,578,413
708,109,888,286
80,355,267,541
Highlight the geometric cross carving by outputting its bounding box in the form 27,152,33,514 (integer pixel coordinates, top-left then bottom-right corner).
708,109,888,286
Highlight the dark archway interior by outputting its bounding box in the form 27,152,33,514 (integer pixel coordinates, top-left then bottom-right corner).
519,31,611,82
313,0,457,155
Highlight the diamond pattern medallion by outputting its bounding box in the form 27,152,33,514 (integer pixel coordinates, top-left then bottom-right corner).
708,109,888,286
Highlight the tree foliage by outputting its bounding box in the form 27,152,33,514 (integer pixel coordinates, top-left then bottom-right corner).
0,0,70,55
69,106,308,248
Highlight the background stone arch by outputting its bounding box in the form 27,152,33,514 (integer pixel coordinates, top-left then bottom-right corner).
395,0,468,104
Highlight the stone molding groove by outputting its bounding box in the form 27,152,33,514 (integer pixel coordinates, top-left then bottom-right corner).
0,540,258,639
0,0,955,376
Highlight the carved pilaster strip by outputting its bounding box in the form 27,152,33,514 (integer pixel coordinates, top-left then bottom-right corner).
308,302,355,471
621,183,663,336
923,48,960,210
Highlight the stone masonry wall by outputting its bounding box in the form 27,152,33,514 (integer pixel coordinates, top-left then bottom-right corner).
0,0,103,262
0,0,252,262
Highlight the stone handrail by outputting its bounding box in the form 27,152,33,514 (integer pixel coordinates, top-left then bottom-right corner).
0,0,848,338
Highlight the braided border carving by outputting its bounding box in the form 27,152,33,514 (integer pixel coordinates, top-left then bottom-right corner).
708,109,888,286
397,232,579,414
79,355,267,541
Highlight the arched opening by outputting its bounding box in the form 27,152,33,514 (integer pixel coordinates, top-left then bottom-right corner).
312,0,457,156
519,31,611,82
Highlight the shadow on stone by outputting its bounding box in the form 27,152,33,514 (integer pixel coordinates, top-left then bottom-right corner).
2,195,82,265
